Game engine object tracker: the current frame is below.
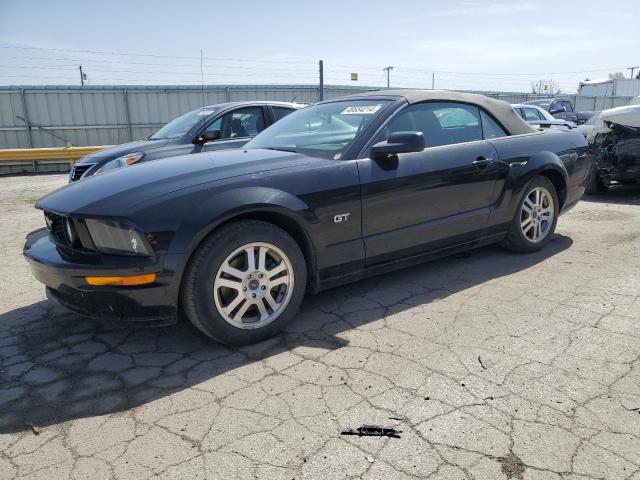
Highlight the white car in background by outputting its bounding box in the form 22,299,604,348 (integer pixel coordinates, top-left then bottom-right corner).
511,103,577,130
577,113,598,139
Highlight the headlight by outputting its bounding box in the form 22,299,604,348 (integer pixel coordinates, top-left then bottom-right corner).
94,152,145,176
85,219,153,256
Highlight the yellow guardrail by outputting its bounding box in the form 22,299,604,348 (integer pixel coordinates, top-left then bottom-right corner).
0,146,110,165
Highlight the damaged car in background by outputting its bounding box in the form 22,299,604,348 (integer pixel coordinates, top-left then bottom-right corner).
585,104,640,193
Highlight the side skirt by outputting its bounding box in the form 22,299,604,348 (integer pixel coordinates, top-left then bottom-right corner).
316,232,507,292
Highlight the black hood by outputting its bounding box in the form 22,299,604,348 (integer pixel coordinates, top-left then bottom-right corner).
75,139,171,164
37,149,319,217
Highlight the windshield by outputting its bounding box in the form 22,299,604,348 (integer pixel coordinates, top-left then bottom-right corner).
246,100,391,158
149,109,215,140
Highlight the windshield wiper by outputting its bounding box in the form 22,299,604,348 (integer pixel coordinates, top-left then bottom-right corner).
266,147,298,153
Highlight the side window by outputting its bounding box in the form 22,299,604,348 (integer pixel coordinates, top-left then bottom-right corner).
387,102,483,148
480,110,508,139
562,101,574,112
272,107,296,122
229,107,266,137
205,116,222,133
208,107,266,139
536,109,546,120
522,108,540,121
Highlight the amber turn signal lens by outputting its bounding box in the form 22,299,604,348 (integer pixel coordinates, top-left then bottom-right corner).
125,154,142,165
85,273,156,286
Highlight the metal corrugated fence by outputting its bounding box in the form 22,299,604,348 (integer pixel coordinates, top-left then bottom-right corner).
0,85,635,149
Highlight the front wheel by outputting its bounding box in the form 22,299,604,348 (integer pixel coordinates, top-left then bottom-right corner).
181,220,307,345
501,176,559,253
584,161,605,194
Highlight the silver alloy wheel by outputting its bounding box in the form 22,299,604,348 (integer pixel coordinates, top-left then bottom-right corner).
520,186,554,243
213,242,294,330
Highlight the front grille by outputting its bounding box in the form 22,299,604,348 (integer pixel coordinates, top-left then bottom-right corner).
70,164,92,181
45,212,68,245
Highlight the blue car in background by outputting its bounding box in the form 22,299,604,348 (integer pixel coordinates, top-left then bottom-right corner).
70,101,301,181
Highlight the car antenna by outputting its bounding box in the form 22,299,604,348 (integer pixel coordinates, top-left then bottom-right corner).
200,49,206,133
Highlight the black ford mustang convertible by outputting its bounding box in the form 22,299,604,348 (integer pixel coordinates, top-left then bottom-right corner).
24,90,589,345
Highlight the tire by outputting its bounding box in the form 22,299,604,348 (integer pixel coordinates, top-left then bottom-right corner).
501,176,559,253
584,161,604,194
181,220,307,345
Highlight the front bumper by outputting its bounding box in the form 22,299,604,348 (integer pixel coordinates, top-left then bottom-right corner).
24,229,181,325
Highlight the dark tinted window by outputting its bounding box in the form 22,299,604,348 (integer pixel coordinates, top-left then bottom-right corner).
480,110,508,139
272,107,296,122
562,100,574,112
387,102,483,147
550,101,563,112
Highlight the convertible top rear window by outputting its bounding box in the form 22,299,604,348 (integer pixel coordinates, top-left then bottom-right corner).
246,100,391,159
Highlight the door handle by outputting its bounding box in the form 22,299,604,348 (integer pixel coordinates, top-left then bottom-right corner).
472,156,493,170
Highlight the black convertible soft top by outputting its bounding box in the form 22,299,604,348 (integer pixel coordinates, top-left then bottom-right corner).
342,89,535,136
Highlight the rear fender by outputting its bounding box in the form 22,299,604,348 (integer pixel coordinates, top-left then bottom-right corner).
507,151,569,210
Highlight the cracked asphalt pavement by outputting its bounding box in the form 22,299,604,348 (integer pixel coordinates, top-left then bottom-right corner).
1,174,640,480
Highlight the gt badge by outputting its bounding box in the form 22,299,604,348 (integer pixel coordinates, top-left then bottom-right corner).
334,213,351,223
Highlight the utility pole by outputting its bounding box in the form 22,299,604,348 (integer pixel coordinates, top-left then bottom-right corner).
383,66,393,88
627,66,639,79
431,72,435,89
78,65,87,86
318,60,324,101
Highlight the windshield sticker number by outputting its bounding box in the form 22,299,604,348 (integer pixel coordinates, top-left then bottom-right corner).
340,104,383,115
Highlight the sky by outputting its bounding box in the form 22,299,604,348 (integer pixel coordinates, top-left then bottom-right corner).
0,0,638,93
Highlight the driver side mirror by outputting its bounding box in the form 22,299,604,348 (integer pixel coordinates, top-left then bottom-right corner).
370,131,425,160
549,106,566,115
196,129,221,144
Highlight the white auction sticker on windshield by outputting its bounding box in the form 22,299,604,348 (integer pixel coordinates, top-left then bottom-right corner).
340,104,383,115
197,110,215,116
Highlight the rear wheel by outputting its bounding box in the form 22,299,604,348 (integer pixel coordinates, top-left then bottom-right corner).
181,220,307,345
501,176,559,253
